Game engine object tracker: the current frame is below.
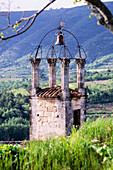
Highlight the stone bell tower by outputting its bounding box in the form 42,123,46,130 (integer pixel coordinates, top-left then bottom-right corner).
29,26,87,140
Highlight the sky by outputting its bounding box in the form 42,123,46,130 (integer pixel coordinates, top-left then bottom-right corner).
0,0,113,11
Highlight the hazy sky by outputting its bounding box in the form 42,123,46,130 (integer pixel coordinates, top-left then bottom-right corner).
0,0,113,11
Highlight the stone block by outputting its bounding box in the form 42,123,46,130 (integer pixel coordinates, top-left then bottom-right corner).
42,122,48,127
52,106,57,112
47,106,53,112
51,112,55,117
48,117,53,123
42,117,48,122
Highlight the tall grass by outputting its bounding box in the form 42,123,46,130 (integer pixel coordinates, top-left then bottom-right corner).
0,117,113,169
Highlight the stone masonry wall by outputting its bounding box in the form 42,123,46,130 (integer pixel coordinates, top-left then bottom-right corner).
29,96,86,140
30,97,66,140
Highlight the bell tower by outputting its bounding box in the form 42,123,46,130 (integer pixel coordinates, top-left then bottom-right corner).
29,24,87,140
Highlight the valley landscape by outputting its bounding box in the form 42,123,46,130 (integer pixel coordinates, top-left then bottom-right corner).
0,1,113,169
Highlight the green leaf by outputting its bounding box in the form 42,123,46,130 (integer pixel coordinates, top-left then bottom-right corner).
91,139,100,144
97,148,103,156
102,144,107,149
13,25,17,29
73,0,77,4
103,156,108,162
12,29,16,32
16,21,19,27
97,21,100,25
1,32,4,36
1,32,4,39
91,13,94,15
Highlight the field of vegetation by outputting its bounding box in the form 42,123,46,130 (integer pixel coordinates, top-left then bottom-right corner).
0,117,113,169
0,67,113,140
0,60,113,169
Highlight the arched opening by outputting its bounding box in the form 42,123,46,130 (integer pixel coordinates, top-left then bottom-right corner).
39,59,49,88
69,59,77,90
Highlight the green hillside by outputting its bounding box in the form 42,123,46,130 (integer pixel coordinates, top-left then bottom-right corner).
0,52,113,79
0,2,113,78
87,53,113,70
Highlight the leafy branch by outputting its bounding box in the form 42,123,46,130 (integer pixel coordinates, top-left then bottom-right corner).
0,0,56,41
74,0,113,34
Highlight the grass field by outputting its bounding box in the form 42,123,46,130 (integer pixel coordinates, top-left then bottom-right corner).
87,103,113,114
0,117,113,169
69,79,111,89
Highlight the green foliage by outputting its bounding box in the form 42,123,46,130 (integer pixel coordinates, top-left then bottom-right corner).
87,53,113,70
85,69,113,81
0,32,4,39
87,79,113,104
0,69,113,140
0,124,29,141
0,78,30,141
0,91,29,140
0,117,112,169
0,78,31,92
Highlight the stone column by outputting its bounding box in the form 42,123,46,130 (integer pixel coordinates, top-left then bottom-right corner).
80,96,86,124
30,58,41,89
59,58,70,99
76,58,86,94
47,59,57,88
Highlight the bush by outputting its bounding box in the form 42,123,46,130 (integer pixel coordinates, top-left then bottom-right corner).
0,124,29,141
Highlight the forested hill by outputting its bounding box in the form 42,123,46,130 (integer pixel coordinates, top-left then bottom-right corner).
0,2,113,70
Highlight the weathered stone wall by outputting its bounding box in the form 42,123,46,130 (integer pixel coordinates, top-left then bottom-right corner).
29,97,66,140
29,95,86,140
72,98,81,110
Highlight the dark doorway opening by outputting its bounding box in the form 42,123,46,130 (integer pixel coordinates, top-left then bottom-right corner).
73,110,80,128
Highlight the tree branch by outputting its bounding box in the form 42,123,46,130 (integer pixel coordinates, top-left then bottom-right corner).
86,0,113,33
74,0,113,33
0,0,56,40
0,26,10,32
17,20,30,33
0,40,10,49
8,12,11,25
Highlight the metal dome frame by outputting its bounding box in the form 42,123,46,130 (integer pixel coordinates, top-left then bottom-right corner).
30,25,87,59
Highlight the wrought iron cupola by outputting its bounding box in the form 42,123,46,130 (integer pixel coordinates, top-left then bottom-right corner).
30,22,87,60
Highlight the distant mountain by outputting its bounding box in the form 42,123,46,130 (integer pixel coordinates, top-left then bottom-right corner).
0,2,113,77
